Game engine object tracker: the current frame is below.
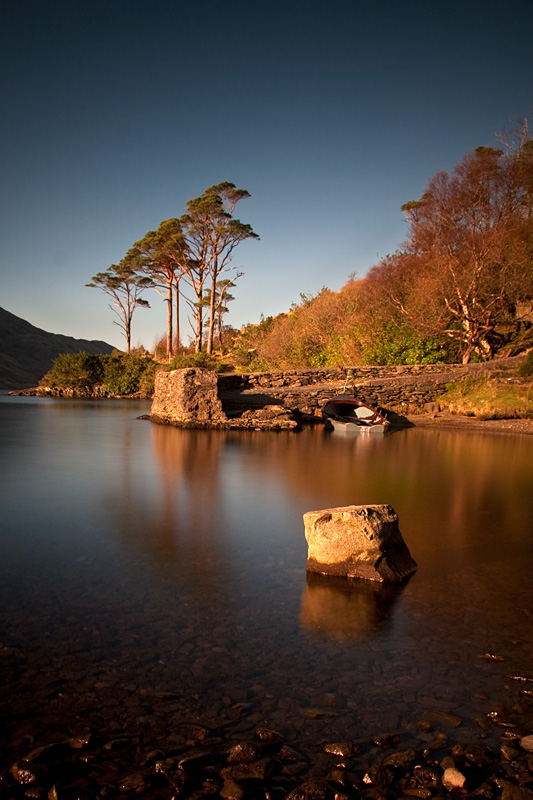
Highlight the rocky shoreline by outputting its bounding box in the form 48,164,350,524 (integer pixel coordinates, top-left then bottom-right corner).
2,677,533,800
6,386,151,400
8,384,533,436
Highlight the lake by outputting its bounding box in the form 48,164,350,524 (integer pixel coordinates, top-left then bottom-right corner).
1,394,532,765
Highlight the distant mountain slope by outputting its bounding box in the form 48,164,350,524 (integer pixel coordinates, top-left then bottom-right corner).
0,307,115,389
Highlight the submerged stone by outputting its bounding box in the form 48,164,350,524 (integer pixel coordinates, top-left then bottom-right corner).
442,766,466,789
303,504,417,583
226,742,259,764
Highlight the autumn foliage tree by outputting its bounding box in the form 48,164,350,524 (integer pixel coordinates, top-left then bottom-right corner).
364,139,533,363
233,286,365,370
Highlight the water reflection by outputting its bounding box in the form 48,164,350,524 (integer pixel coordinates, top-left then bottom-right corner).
150,425,223,563
109,423,231,592
300,572,401,641
2,397,533,758
255,426,533,574
106,418,533,591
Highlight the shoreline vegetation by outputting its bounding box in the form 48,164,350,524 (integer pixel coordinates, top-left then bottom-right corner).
7,353,533,436
86,135,533,371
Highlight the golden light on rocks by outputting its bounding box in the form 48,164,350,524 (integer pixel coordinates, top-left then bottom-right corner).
303,504,417,583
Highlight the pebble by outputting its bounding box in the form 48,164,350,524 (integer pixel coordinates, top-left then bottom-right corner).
2,720,533,800
221,776,245,799
323,742,355,758
226,741,260,763
423,709,463,727
442,766,467,789
372,732,401,747
2,683,533,800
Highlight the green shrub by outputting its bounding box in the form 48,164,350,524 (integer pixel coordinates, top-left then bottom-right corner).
166,352,232,373
41,352,104,389
138,365,158,396
361,323,449,365
102,354,156,395
41,352,157,396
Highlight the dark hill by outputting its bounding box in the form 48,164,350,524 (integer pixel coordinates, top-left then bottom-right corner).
0,307,115,390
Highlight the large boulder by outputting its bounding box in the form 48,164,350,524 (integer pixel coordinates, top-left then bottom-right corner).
151,368,227,426
303,504,417,583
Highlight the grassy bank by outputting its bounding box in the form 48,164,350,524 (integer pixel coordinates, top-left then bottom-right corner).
438,376,533,420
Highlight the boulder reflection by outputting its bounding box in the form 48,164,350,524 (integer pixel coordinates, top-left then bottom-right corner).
300,572,401,641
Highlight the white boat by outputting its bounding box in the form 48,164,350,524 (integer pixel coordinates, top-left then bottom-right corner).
321,394,389,434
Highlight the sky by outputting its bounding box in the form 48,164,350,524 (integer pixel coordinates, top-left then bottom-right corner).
1,0,532,350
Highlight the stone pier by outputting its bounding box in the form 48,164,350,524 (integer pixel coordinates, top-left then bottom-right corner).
150,368,299,431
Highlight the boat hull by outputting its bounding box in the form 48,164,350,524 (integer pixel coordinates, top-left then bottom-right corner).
326,418,388,434
321,394,389,434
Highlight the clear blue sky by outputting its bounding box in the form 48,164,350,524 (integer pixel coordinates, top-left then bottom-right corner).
1,0,532,350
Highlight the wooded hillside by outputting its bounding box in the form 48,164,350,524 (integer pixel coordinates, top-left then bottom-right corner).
230,133,533,371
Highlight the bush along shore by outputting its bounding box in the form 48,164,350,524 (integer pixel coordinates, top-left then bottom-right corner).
9,351,158,399
8,351,533,435
2,673,533,800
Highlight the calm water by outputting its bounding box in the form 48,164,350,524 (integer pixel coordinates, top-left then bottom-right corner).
1,395,533,761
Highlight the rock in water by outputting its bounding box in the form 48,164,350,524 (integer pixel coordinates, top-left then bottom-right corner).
303,504,417,583
151,368,227,426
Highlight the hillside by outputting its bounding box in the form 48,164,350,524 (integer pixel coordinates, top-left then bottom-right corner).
0,307,115,390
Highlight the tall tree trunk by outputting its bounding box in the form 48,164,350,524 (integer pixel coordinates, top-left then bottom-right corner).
206,274,217,355
195,305,203,352
166,281,173,358
174,277,180,355
126,298,132,355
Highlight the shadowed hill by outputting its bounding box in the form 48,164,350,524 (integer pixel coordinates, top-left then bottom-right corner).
0,307,115,389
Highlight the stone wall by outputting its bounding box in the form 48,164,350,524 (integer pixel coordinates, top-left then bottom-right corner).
217,360,516,417
151,368,227,425
218,363,465,392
